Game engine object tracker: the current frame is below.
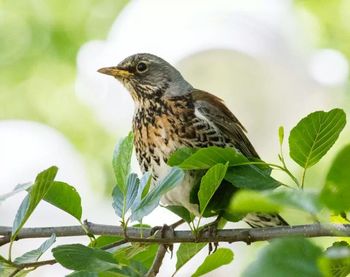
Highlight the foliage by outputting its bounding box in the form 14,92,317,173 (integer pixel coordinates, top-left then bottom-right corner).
295,0,350,63
243,238,323,277
0,108,349,276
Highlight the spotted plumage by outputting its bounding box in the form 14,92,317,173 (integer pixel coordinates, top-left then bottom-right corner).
98,53,288,227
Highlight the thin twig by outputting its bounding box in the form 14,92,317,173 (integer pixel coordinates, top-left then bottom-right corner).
9,268,22,277
301,167,307,189
17,259,57,269
145,219,185,276
170,219,185,229
101,239,128,250
145,244,167,277
0,223,349,244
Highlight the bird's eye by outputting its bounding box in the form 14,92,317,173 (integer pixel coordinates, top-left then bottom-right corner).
136,62,148,73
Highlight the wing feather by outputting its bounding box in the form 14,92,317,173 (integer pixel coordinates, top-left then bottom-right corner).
192,89,259,158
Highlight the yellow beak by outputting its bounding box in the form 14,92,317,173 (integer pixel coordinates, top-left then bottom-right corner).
97,66,133,78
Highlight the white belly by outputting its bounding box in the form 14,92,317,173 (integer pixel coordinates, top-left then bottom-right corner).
153,160,200,216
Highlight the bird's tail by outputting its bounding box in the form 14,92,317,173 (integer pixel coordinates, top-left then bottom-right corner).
244,212,289,228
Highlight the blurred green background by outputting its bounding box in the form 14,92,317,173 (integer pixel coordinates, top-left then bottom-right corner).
0,0,128,190
0,0,349,191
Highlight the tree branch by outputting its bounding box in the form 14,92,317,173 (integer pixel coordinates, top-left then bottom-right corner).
146,244,167,277
16,259,57,269
1,223,349,244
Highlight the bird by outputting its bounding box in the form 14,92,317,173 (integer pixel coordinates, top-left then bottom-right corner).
98,53,287,228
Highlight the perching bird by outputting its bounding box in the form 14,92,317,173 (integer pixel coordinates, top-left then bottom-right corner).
98,53,287,227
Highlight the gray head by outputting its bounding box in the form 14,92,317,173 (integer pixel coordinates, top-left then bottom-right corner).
98,53,192,103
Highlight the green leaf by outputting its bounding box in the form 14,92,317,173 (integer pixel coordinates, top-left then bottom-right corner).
198,163,228,214
89,236,124,248
319,241,350,277
170,146,247,170
0,258,10,275
167,147,198,166
14,233,56,264
129,173,153,217
67,272,98,277
268,190,322,214
112,173,140,218
125,174,139,213
112,186,123,218
192,248,234,277
0,255,14,268
165,205,194,223
289,109,346,168
114,243,158,270
0,182,32,203
131,167,184,221
321,144,350,212
140,172,152,199
228,190,281,214
243,238,323,277
44,181,82,220
228,189,321,214
224,165,281,190
175,243,206,272
278,126,284,146
113,132,134,193
12,166,58,239
0,260,18,277
52,244,118,272
127,244,158,270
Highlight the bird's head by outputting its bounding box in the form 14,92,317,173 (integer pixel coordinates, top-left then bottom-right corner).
98,53,192,103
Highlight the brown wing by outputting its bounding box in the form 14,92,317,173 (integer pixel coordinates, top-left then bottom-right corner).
192,89,259,158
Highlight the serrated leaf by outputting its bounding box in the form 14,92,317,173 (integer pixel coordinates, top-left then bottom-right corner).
243,238,323,277
165,205,194,223
321,144,350,212
125,174,139,213
278,126,284,146
289,109,346,169
12,166,58,239
112,173,140,218
192,248,234,277
224,165,281,190
131,173,152,213
44,181,82,220
175,243,206,272
131,168,184,221
112,185,123,218
170,146,247,170
14,233,56,264
113,132,134,194
319,241,350,277
0,182,32,203
140,173,152,199
52,244,118,272
198,163,228,214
